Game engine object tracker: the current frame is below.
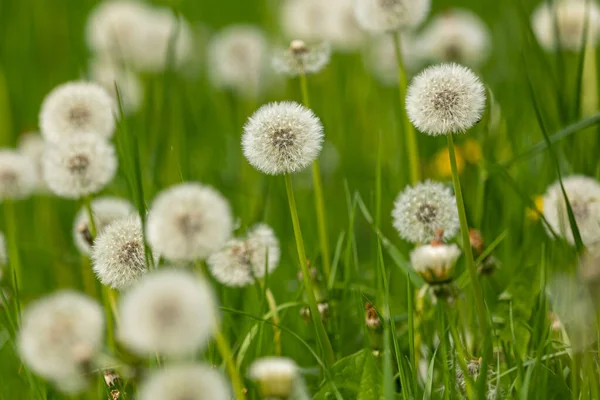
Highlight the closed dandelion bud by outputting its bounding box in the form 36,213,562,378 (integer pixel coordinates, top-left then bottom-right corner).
17,132,48,192
42,133,117,199
354,0,431,34
18,291,104,388
0,149,36,200
118,269,218,356
272,40,331,76
208,223,280,287
392,180,459,244
365,302,382,330
243,101,324,175
92,216,148,290
249,357,301,399
137,364,231,400
39,82,116,142
300,301,329,323
89,59,143,114
410,242,461,284
146,183,233,262
406,63,486,136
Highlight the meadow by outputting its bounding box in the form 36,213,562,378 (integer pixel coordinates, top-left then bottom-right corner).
0,0,599,399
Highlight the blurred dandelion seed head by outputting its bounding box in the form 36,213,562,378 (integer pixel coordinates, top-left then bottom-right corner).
249,357,298,399
89,59,143,114
354,0,431,33
17,132,48,192
0,150,37,200
272,40,331,76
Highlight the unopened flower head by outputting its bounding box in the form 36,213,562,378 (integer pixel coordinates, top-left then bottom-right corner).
92,216,148,290
367,34,421,86
207,25,269,96
89,59,143,114
17,132,48,192
410,243,461,283
39,81,116,142
249,357,299,399
73,196,136,254
420,10,491,67
146,183,233,262
42,133,117,199
243,101,324,175
118,269,218,356
0,149,37,200
18,291,104,383
392,180,459,243
272,40,331,76
208,223,280,287
354,0,431,33
532,0,600,51
138,364,230,400
406,63,486,135
543,175,600,246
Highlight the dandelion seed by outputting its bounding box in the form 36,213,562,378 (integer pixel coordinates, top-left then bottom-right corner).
366,34,421,86
137,364,230,400
146,183,233,262
406,63,486,135
42,133,118,199
354,0,431,34
18,291,104,385
272,40,331,76
410,241,461,283
0,149,37,200
242,101,324,175
89,59,143,114
392,180,459,243
118,269,218,356
39,82,116,142
249,357,299,399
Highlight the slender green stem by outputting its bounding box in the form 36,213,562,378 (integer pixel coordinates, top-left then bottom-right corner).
4,200,22,292
284,173,335,366
438,306,451,400
392,32,421,184
83,196,97,237
299,72,311,109
264,287,282,356
407,278,417,390
214,328,246,400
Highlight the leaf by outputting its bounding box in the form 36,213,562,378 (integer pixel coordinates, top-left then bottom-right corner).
423,348,438,400
357,350,384,400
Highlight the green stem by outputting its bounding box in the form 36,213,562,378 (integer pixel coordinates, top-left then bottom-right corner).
407,278,417,390
3,200,22,316
83,196,97,237
438,306,451,400
214,328,246,400
392,32,421,184
284,173,335,366
264,287,282,356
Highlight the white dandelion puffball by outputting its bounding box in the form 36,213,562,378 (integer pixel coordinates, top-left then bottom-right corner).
410,243,461,283
138,364,230,400
243,101,324,175
92,216,148,290
0,149,37,200
406,63,486,135
392,180,459,244
532,0,600,51
39,81,116,142
249,357,299,399
118,269,218,356
354,0,431,33
207,25,269,96
208,223,281,287
420,10,491,68
272,40,332,76
89,59,143,114
146,183,233,262
17,132,48,192
18,291,104,382
366,34,422,86
42,133,118,199
73,196,136,254
543,175,600,246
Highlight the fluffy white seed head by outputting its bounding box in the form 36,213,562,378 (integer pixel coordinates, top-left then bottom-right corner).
272,40,332,76
243,101,324,175
89,59,143,114
208,223,280,287
138,364,231,400
410,243,461,283
73,196,136,255
92,216,148,290
42,133,118,199
39,81,116,142
532,0,600,51
249,357,299,399
118,269,218,356
17,132,48,192
366,34,421,86
207,25,269,97
543,175,600,246
392,180,459,244
406,63,486,135
354,0,431,33
146,183,233,262
420,10,491,67
18,291,104,383
0,149,37,200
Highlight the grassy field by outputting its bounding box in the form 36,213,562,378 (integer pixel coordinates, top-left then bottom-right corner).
1,0,600,399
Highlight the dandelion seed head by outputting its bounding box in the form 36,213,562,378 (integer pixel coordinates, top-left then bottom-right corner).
146,183,233,262
18,291,104,383
410,243,461,283
354,0,431,33
118,269,218,356
138,364,230,400
208,223,280,287
249,357,298,399
42,133,117,199
392,180,459,243
406,63,486,135
272,40,331,76
0,150,37,201
243,101,324,175
89,59,143,114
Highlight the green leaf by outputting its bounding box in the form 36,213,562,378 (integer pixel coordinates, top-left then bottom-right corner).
357,350,384,400
314,349,379,400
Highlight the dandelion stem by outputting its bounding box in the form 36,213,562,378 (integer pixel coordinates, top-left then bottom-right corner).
214,328,246,400
83,196,97,237
392,32,421,184
3,200,22,293
284,173,335,366
265,287,282,356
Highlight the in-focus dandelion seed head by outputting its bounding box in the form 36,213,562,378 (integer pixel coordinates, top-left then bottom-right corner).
272,40,331,76
249,357,298,399
410,243,461,283
0,149,37,201
354,0,431,33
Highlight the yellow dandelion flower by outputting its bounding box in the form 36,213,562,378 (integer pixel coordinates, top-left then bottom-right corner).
526,195,544,221
462,139,483,164
433,147,465,178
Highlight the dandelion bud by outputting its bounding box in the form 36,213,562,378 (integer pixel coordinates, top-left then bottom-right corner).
365,302,382,330
249,357,299,399
0,149,36,200
406,63,486,136
272,41,331,76
410,243,461,284
354,0,431,34
243,101,324,175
